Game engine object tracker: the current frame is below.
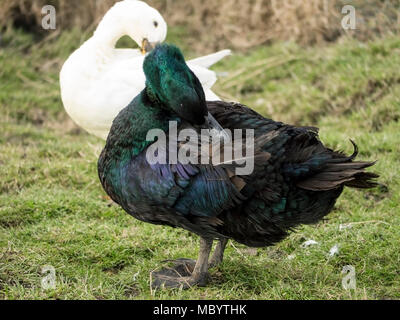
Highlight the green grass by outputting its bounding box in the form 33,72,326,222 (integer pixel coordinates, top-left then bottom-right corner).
0,27,399,300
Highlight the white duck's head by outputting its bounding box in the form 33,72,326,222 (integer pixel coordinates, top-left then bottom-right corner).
93,0,167,53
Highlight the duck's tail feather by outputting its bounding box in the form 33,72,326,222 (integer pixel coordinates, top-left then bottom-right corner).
188,49,232,68
296,141,378,191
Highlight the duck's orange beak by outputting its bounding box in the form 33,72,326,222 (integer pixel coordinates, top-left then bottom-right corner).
141,38,155,55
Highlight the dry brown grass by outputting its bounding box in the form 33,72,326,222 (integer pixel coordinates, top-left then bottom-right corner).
157,0,341,49
1,0,399,51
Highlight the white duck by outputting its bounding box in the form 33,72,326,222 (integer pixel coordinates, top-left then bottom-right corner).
60,0,231,140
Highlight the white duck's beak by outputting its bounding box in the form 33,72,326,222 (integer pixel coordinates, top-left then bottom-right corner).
141,39,158,54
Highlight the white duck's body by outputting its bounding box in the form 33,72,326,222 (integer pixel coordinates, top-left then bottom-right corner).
60,0,230,140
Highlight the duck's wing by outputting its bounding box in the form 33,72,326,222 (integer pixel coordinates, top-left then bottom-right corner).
207,101,286,137
203,89,221,101
188,50,231,68
186,63,222,100
187,64,217,90
186,50,231,101
126,151,245,218
207,100,377,196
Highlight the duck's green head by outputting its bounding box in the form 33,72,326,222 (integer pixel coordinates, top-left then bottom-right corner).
143,44,207,125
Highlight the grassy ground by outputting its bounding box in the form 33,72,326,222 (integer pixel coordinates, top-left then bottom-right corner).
0,28,399,300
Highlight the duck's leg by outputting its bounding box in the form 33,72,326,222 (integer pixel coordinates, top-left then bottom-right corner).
151,237,213,289
158,238,228,273
209,238,228,267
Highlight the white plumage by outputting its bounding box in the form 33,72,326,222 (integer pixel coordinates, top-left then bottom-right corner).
60,0,231,139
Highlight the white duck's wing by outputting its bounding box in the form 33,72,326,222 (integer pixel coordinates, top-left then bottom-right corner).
187,49,231,68
187,63,217,89
187,49,231,101
186,63,219,100
203,89,221,101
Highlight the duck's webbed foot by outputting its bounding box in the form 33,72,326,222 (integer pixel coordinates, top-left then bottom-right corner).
152,258,196,279
151,238,212,289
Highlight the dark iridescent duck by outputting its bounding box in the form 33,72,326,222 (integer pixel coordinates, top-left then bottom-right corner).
98,44,378,289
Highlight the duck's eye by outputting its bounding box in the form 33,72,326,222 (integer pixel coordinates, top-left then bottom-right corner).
153,21,158,28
